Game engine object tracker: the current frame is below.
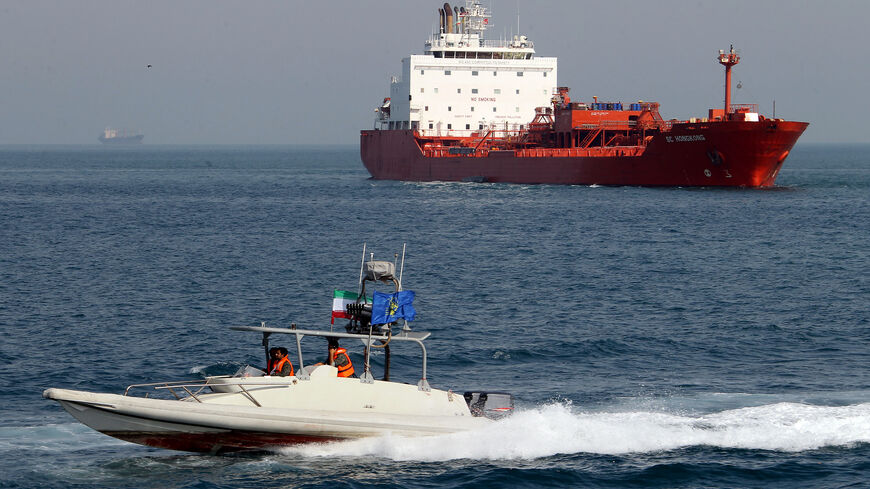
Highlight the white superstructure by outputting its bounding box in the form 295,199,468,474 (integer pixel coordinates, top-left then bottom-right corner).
375,1,558,136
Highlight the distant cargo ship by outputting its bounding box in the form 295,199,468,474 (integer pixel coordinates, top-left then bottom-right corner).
360,1,808,187
99,127,144,144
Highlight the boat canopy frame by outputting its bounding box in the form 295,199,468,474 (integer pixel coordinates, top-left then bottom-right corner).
231,325,433,391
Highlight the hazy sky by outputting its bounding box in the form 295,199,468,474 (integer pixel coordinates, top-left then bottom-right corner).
1,0,867,144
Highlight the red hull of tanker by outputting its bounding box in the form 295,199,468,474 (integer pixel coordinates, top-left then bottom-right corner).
361,120,808,187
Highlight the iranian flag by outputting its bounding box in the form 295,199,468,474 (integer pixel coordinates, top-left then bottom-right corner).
332,290,358,324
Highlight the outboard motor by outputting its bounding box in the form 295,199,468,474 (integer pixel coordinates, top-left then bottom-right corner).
463,392,514,419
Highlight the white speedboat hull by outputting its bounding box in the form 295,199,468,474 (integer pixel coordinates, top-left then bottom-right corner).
44,366,488,453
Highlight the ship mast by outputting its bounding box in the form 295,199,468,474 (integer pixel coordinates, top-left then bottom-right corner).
718,45,740,115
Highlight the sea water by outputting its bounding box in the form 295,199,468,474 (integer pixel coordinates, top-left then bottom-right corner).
0,143,868,488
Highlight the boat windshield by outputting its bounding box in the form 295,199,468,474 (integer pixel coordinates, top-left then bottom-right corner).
232,365,266,378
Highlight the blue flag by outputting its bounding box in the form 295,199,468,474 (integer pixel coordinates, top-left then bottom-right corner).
371,290,417,325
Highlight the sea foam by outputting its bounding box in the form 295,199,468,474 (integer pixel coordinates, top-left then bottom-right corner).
281,401,870,461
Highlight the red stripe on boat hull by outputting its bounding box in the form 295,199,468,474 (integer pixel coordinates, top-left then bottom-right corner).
106,430,343,454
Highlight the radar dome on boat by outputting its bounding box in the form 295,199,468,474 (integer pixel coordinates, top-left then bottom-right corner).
365,261,395,282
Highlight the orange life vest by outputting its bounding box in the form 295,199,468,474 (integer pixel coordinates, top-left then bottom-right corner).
271,356,294,377
333,348,354,378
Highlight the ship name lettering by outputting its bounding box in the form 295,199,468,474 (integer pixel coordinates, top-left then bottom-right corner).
670,134,706,142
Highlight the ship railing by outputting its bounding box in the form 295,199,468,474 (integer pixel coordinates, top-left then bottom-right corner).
418,129,526,139
426,38,534,50
515,146,647,158
728,103,759,113
575,121,637,130
575,120,676,132
635,120,675,131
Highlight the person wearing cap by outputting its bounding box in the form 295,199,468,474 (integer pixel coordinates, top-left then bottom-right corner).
269,347,294,377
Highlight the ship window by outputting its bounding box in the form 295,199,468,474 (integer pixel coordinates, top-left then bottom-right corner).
445,70,451,75
448,124,452,129
494,89,501,94
517,72,523,77
466,124,470,129
457,88,461,94
429,123,433,129
472,88,478,94
472,71,478,76
479,124,484,130
421,70,425,75
493,107,497,112
515,107,520,112
448,106,452,111
409,95,412,101
516,89,520,94
434,88,439,93
420,88,424,93
425,106,429,111
471,106,475,112
493,71,497,76
543,72,547,77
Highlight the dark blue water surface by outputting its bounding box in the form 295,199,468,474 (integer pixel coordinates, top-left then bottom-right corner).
0,144,868,488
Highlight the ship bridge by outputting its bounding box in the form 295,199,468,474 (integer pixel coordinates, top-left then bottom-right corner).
374,0,557,136
425,1,534,59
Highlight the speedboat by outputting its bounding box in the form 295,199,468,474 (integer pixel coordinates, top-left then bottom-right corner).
44,247,513,454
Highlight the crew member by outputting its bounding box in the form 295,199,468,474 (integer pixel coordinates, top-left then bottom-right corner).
266,347,279,374
269,347,294,377
325,338,355,378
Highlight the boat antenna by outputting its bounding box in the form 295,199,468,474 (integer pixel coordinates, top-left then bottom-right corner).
357,242,367,295
261,321,271,369
398,243,406,291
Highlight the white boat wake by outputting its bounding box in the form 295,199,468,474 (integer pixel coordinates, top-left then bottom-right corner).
281,401,870,461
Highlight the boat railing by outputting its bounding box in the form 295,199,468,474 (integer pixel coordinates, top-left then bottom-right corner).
231,325,434,392
124,378,220,399
124,377,304,407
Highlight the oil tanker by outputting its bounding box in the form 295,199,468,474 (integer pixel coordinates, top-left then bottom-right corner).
360,1,808,187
